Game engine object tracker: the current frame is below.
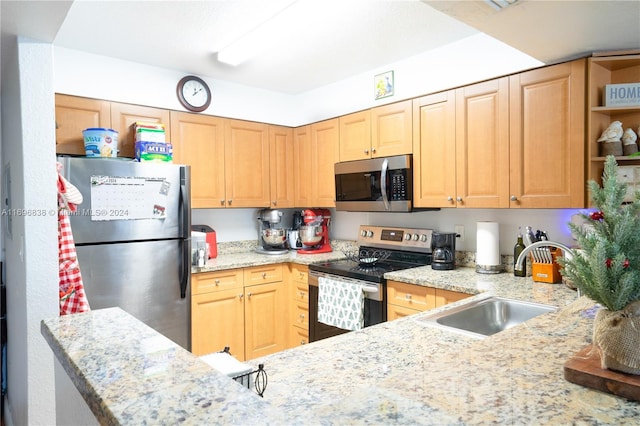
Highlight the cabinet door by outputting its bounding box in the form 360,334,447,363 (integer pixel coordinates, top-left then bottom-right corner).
191,288,245,357
294,125,313,206
456,77,510,208
269,125,295,208
435,288,471,308
110,102,171,158
371,100,412,158
509,59,586,208
170,112,225,208
244,282,288,360
339,110,371,162
225,119,270,208
412,91,456,208
387,304,421,321
55,94,110,155
311,118,339,207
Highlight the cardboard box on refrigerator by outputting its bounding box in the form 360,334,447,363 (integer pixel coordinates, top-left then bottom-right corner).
135,141,173,163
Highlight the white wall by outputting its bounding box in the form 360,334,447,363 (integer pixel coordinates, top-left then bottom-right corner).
1,37,58,425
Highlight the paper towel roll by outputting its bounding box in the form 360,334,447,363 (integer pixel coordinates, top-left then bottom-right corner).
476,222,500,267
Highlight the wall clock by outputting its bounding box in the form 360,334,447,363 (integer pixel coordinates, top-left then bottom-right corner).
176,75,211,112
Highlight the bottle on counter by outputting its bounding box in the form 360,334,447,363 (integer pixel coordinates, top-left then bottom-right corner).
514,228,526,277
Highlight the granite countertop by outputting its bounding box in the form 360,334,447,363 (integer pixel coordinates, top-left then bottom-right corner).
42,251,639,425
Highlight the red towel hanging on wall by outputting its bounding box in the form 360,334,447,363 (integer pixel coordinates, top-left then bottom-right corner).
57,162,90,315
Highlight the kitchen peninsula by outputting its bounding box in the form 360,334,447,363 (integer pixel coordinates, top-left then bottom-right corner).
42,254,639,425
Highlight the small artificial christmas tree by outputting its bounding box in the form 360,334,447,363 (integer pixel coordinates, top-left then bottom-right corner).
559,155,640,311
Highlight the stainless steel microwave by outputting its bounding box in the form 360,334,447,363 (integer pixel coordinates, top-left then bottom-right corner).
334,155,415,212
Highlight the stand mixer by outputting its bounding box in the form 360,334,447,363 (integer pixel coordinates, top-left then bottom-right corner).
256,208,289,255
297,208,332,254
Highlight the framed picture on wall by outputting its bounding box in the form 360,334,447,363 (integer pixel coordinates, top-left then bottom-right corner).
374,71,394,100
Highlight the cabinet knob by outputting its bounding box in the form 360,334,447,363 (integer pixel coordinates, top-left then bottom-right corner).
228,199,232,205
364,149,369,154
220,200,225,206
262,272,267,279
456,196,463,202
300,314,305,319
405,294,412,300
510,195,518,201
447,196,453,202
238,294,243,299
247,292,252,298
301,339,307,345
371,148,376,154
214,279,220,285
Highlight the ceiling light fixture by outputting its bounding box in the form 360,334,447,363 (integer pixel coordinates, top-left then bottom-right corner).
484,0,519,11
217,0,299,66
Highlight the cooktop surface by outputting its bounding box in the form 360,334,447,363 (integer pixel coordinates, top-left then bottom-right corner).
309,258,428,283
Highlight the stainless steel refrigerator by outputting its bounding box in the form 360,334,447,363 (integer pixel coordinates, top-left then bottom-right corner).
58,156,191,350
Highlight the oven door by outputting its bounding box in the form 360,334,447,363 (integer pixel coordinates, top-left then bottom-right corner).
308,271,386,342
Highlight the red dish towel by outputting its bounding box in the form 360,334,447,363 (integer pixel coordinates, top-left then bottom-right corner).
58,163,90,315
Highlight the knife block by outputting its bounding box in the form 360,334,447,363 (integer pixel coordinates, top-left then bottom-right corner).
531,248,563,284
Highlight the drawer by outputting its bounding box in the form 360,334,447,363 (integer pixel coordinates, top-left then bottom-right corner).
244,264,284,286
292,281,309,304
192,269,243,295
386,280,436,311
290,264,308,284
292,300,309,329
435,288,471,307
290,325,309,348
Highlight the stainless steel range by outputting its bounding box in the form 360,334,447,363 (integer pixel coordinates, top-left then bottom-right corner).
308,225,433,342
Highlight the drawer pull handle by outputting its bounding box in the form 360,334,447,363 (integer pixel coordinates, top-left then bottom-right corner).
405,294,412,300
301,340,307,345
214,279,220,285
262,272,267,279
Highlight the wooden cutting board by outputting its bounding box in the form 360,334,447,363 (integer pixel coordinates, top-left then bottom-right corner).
564,344,640,401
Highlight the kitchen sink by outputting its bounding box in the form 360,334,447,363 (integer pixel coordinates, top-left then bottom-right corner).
420,296,556,339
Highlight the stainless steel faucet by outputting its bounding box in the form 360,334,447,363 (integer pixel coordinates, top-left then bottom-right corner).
515,240,580,296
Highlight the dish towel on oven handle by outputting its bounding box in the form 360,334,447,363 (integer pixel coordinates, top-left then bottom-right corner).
318,276,364,331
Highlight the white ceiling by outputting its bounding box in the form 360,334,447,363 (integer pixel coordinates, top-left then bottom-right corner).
1,0,639,95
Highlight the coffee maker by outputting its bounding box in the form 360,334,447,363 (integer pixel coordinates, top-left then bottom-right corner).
431,232,457,270
297,208,332,254
257,208,289,255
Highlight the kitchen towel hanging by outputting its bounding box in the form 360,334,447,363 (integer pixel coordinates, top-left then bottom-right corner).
318,276,364,331
476,221,502,274
57,162,90,315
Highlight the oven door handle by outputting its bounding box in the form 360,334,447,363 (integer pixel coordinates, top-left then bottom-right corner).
362,284,380,294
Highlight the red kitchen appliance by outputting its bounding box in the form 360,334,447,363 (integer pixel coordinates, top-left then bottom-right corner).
191,225,217,258
297,208,332,254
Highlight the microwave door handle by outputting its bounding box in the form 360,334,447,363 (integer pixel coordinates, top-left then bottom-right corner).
380,158,390,210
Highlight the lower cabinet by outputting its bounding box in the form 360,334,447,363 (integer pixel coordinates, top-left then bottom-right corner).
386,280,471,320
191,264,287,361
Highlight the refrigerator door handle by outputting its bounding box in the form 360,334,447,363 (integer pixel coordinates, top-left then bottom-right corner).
179,165,191,299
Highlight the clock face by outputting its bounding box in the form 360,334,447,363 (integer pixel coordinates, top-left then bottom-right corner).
177,76,211,112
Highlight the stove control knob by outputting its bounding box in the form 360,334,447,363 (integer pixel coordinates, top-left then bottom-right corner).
361,230,367,238
420,234,428,242
404,233,411,241
366,230,374,238
412,234,419,241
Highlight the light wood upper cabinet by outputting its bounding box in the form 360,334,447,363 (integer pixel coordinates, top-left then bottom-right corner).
413,90,456,208
269,125,295,208
509,59,586,208
225,119,270,208
55,94,110,155
339,110,371,162
456,77,510,208
110,102,171,158
371,100,413,158
312,118,339,207
295,119,339,207
170,111,225,208
294,125,313,207
338,101,412,162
